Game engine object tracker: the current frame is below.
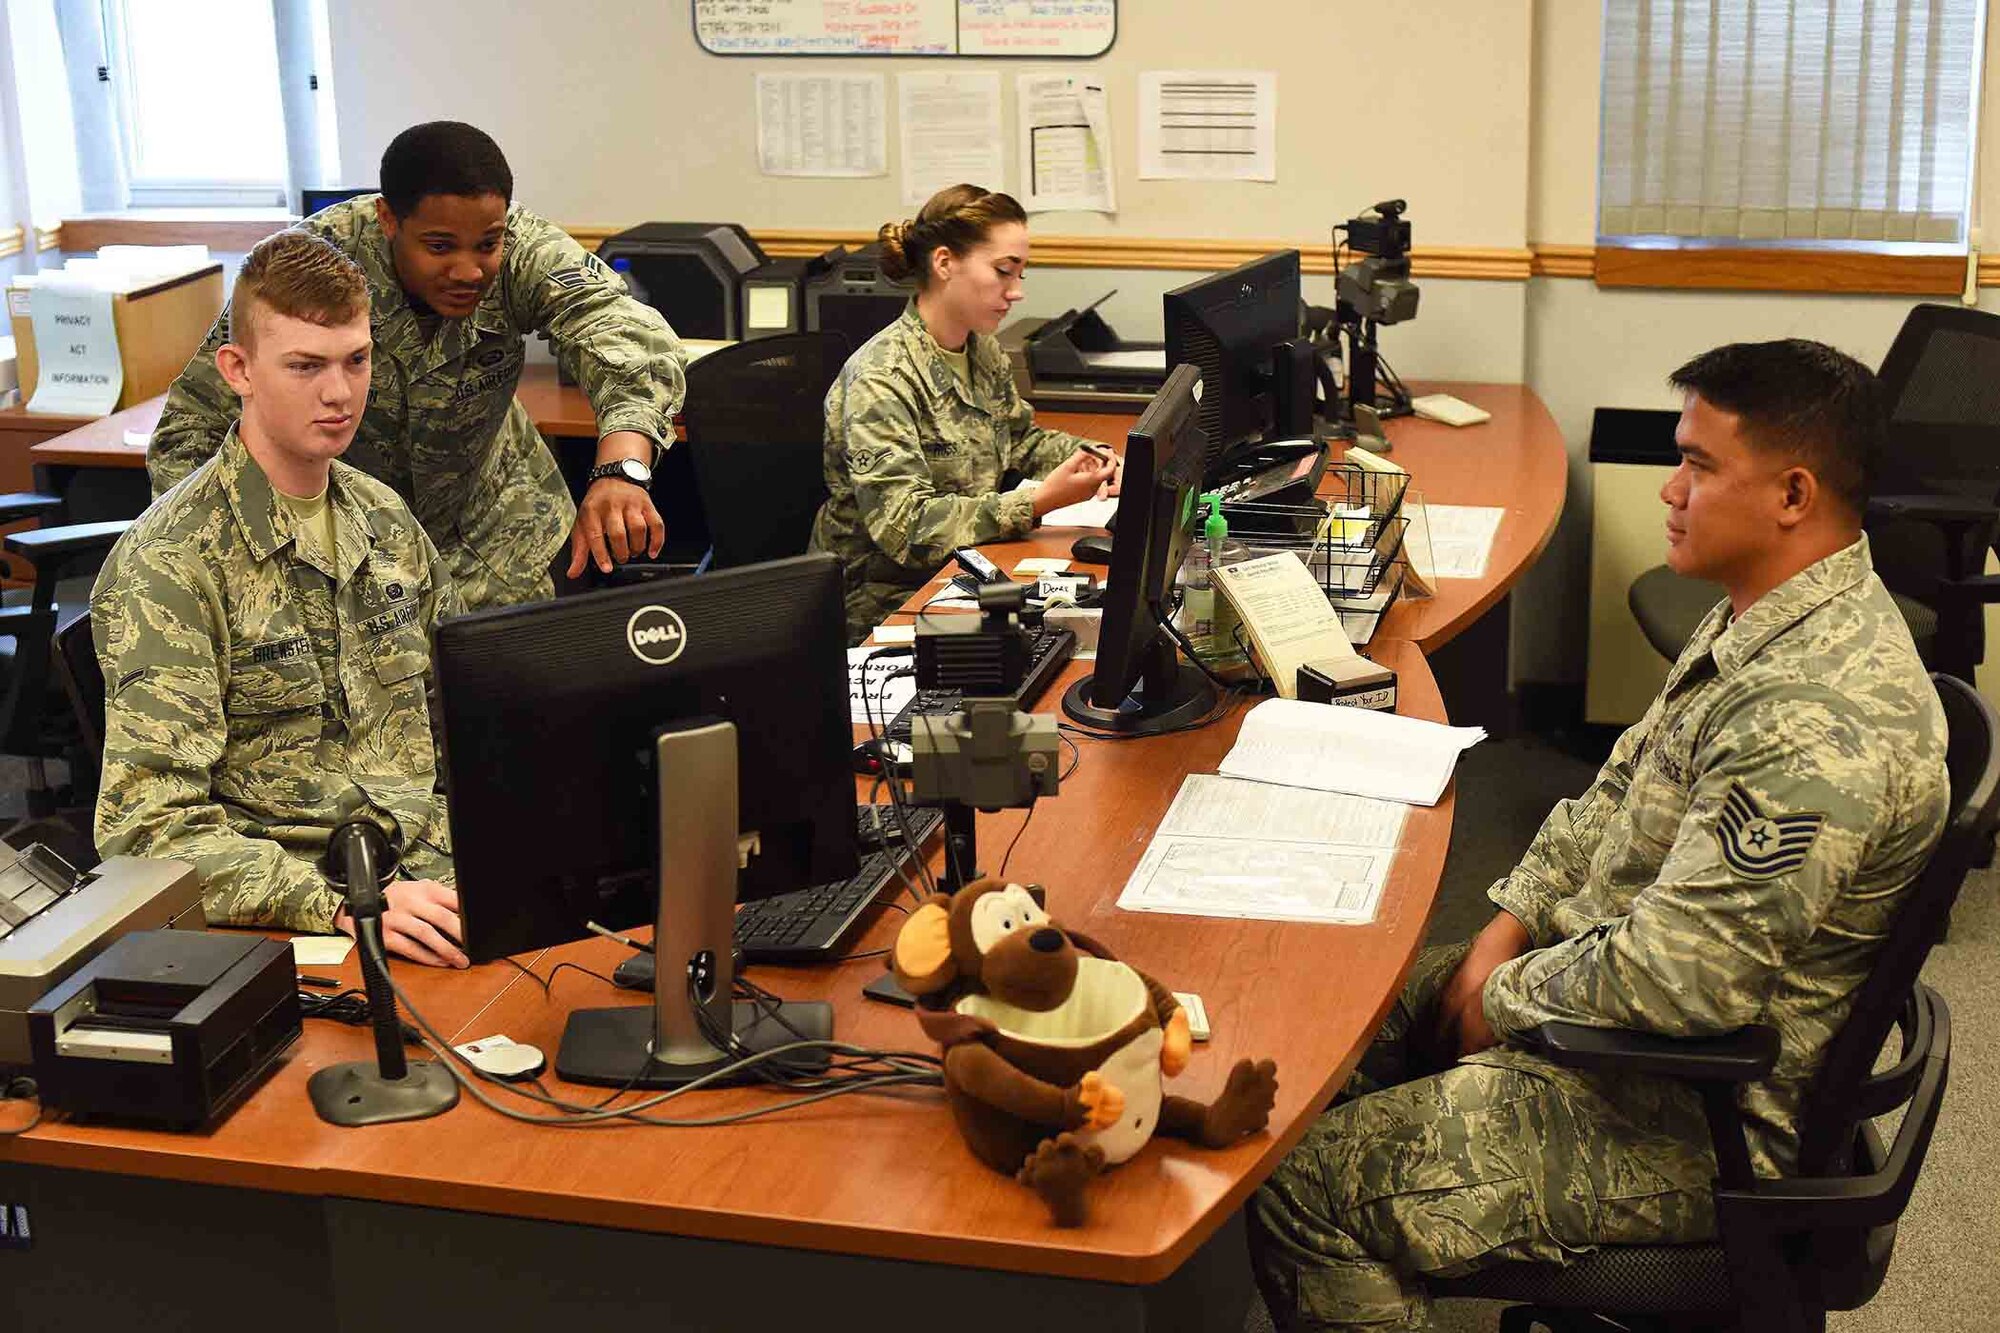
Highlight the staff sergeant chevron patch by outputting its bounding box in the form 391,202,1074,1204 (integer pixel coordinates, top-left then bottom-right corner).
1716,781,1825,881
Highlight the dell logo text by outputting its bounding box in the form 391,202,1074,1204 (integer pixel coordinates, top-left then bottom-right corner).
625,605,688,666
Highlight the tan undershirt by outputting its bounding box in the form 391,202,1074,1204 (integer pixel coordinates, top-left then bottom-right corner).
276,481,339,572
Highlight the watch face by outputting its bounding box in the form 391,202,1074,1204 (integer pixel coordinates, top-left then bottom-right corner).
600,459,651,485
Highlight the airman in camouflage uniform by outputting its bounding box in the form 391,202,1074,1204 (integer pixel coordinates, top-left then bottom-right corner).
148,195,686,609
95,426,461,935
1249,534,1949,1329
810,302,1100,640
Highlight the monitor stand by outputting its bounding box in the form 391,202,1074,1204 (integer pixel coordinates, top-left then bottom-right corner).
556,719,833,1088
1061,626,1217,736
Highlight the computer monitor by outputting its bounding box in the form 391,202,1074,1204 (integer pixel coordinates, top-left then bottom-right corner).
433,554,859,1087
1060,364,1218,736
1163,250,1317,477
299,187,374,216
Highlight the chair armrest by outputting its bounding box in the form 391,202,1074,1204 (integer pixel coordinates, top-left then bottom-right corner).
1526,1021,1780,1083
1868,493,2000,527
3,520,133,561
0,493,64,523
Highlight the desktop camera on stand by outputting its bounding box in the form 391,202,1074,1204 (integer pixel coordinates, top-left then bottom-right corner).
909,583,1062,891
1334,200,1420,452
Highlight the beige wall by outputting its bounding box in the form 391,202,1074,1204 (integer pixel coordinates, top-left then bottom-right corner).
326,0,1995,690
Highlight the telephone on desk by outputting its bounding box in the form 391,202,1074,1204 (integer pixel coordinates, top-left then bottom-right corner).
1205,438,1331,514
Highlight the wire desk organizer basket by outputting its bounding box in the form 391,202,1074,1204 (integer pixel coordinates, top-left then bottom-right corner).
1214,463,1412,642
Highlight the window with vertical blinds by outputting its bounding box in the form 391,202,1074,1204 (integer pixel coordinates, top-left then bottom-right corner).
1600,0,1984,247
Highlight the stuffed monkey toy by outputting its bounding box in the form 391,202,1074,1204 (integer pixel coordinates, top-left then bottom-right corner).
892,877,1279,1226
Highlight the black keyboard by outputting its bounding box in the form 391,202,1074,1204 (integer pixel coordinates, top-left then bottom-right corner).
612,804,946,990
733,804,943,963
884,626,1077,743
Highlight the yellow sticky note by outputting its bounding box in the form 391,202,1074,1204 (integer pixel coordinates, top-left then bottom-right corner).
1014,557,1072,575
292,935,354,966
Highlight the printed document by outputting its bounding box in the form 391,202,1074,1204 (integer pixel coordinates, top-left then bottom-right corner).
1219,697,1485,806
1117,775,1401,925
1139,70,1277,181
1424,504,1506,580
848,646,916,725
756,73,887,177
1212,552,1355,699
1018,74,1116,213
899,71,1004,207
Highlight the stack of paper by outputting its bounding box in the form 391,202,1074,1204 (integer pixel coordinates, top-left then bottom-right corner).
1218,697,1485,806
1117,774,1404,925
1039,495,1118,528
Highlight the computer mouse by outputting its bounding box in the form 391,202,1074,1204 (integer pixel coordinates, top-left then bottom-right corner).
1070,533,1115,565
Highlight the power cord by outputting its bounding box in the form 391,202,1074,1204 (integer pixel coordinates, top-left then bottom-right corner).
297,986,423,1045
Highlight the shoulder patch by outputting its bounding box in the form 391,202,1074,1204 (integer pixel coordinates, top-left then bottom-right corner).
547,267,594,292
1715,781,1825,881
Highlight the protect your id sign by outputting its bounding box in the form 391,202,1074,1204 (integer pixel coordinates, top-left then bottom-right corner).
28,283,122,415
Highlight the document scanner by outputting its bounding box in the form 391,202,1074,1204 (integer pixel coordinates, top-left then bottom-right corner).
28,930,301,1127
0,843,204,1070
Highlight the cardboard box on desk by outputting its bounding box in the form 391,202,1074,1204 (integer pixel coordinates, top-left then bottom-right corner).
9,263,224,412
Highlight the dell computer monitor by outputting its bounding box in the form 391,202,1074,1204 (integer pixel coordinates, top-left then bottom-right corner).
1163,250,1314,476
433,554,858,1086
1061,364,1217,736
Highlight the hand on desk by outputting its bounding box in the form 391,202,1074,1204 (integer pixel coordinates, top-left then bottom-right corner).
1434,909,1531,1059
337,879,469,969
1033,450,1118,518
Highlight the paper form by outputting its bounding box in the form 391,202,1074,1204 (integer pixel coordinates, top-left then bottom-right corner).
27,281,122,415
1212,552,1356,699
1423,504,1506,580
1158,774,1406,848
1219,697,1486,807
848,646,917,725
1038,495,1118,527
898,71,1005,207
756,73,887,178
1018,74,1117,213
1139,71,1278,182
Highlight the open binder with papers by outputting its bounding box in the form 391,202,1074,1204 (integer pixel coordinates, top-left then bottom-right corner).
1218,697,1485,806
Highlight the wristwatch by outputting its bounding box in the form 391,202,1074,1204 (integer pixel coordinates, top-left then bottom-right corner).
587,457,653,488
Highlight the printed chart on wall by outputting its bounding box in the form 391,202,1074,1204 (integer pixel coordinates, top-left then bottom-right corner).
1139,70,1278,181
694,1,1116,57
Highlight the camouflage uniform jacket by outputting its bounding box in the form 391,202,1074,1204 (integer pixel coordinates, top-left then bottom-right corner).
810,302,1093,638
95,426,462,935
148,196,687,609
1479,536,1948,1176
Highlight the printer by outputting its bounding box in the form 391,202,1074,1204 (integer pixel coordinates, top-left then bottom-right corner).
804,243,916,352
28,930,301,1128
0,843,204,1071
999,296,1166,411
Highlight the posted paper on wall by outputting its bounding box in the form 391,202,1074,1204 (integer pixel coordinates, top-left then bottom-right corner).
1139,70,1277,182
756,72,887,178
1017,73,1116,214
27,282,122,415
899,71,1005,207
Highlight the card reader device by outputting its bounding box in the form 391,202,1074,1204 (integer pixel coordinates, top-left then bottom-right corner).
28,929,302,1128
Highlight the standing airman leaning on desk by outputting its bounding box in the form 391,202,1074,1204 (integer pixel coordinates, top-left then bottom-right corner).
810,183,1120,642
94,231,471,971
1247,340,1950,1331
148,121,688,609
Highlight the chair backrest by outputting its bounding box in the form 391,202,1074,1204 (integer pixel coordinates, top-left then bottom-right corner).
1793,672,2000,1177
680,331,852,570
52,610,105,778
1873,304,2000,504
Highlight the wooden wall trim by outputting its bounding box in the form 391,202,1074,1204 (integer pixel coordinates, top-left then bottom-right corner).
1593,244,1966,295
47,213,1994,295
0,227,23,260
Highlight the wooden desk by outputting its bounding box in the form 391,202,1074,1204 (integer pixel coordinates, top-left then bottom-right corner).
891,384,1566,658
2,645,1452,1329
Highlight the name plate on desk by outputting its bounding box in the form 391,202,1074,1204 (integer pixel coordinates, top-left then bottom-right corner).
27,284,122,415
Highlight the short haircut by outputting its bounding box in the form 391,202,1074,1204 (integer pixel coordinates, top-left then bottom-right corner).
1669,338,1884,517
877,183,1028,287
228,230,369,349
378,120,514,219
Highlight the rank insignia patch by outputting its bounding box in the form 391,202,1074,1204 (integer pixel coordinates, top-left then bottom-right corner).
1716,781,1824,881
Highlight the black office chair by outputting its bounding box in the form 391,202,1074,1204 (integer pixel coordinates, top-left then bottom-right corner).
1432,672,2000,1333
0,505,129,820
1627,305,2000,673
679,331,851,569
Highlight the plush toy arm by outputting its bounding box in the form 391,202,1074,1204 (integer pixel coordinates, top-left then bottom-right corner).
944,1044,1103,1130
1136,969,1179,1025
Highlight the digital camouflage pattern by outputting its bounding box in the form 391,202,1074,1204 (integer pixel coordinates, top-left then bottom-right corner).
95,428,461,935
148,196,687,609
1250,943,1719,1331
810,302,1094,639
1250,537,1947,1330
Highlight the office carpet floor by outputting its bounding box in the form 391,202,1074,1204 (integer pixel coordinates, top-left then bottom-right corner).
6,733,1991,1331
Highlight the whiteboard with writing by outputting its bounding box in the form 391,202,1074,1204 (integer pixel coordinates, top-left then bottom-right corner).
693,1,1115,58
